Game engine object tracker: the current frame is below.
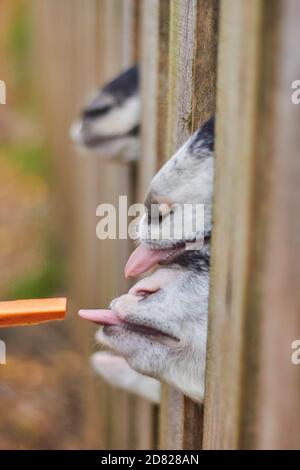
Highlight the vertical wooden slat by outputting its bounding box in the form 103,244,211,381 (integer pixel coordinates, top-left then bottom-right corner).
254,0,300,449
73,0,109,449
139,0,171,199
203,0,300,450
191,0,219,128
158,0,218,450
140,0,218,447
203,0,263,449
121,0,140,66
94,1,132,449
132,400,159,450
103,0,155,451
138,0,172,449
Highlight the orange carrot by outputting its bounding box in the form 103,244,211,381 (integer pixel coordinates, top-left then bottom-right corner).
0,298,67,327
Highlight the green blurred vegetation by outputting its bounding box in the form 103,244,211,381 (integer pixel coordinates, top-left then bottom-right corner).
1,0,65,301
0,0,82,451
2,141,51,177
6,0,33,109
6,238,66,300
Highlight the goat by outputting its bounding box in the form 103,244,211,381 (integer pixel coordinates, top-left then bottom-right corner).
70,65,139,162
91,351,160,403
125,116,214,277
80,241,209,402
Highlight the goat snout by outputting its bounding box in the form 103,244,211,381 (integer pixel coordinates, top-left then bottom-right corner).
129,269,177,293
112,284,160,316
112,269,177,317
110,294,139,318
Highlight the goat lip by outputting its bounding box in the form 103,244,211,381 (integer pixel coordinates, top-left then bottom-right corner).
78,309,178,343
78,309,124,326
104,321,180,344
125,244,182,278
82,128,136,149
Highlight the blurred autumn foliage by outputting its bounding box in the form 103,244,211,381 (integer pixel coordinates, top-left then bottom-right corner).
0,353,83,449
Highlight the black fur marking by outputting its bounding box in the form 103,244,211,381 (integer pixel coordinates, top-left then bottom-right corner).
189,116,215,158
82,104,112,119
102,64,138,102
172,236,211,273
127,125,140,137
82,65,138,121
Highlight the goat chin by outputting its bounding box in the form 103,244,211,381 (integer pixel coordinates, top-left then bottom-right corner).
91,351,160,404
69,129,140,162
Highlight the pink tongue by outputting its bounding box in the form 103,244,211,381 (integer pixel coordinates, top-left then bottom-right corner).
78,309,123,326
125,244,174,278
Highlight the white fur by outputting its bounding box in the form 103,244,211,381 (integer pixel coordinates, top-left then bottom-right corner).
88,95,139,137
91,352,160,403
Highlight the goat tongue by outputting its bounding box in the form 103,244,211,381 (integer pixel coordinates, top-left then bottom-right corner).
78,309,123,326
125,244,175,278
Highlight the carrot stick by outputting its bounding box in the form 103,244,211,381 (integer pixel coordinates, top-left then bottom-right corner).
0,298,67,327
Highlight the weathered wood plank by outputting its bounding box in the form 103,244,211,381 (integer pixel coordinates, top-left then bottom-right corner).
132,399,158,450
139,0,172,448
139,0,171,199
121,0,140,66
254,0,300,449
159,0,218,450
95,0,143,450
203,0,300,450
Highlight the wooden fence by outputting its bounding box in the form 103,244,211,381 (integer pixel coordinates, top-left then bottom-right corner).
33,0,300,450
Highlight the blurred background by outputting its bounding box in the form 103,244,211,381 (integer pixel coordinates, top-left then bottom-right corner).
0,0,145,449
0,0,87,449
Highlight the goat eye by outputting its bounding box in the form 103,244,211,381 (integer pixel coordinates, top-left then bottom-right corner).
83,104,112,119
136,289,160,300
